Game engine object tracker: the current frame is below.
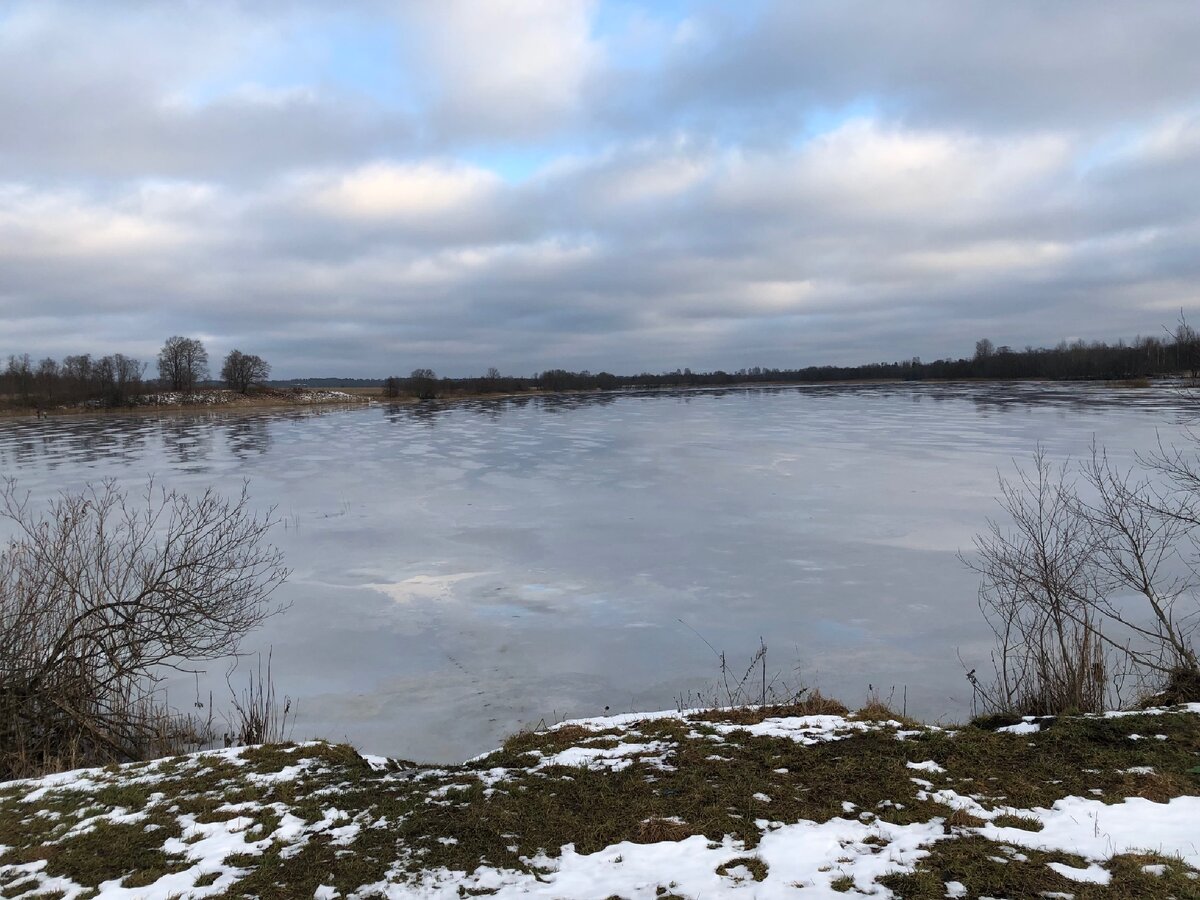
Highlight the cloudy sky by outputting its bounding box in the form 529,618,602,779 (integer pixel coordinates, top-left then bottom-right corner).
2,1,1198,378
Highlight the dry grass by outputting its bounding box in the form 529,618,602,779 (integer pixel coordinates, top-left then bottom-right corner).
943,807,987,830
1147,667,1200,706
992,812,1044,831
854,700,921,728
635,817,695,843
690,691,850,725
1112,377,1153,389
716,856,768,882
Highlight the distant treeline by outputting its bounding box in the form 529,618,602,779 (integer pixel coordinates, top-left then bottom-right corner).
269,378,380,389
0,336,270,409
0,353,148,408
5,326,1198,409
365,329,1198,399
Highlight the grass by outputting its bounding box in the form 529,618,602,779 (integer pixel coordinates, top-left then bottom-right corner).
688,690,850,722
881,841,1200,898
0,704,1198,897
716,855,768,881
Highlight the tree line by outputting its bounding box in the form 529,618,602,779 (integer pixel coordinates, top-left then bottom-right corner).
4,323,1198,408
374,325,1200,400
0,336,270,409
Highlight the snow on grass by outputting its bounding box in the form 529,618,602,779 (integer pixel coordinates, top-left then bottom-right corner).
982,795,1200,869
2,704,1199,897
906,759,947,773
547,707,700,732
705,713,892,744
137,389,359,407
360,753,394,771
532,740,673,772
1047,859,1112,884
245,762,312,784
1103,702,1200,717
402,817,947,898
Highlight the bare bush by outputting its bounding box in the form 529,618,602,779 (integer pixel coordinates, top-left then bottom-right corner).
0,478,289,779
966,442,1200,716
224,651,294,747
964,450,1111,715
1078,446,1199,676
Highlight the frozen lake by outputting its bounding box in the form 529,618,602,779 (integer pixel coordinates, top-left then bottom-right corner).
0,382,1191,761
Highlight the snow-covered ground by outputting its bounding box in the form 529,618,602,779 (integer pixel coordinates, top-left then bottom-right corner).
2,703,1198,898
138,389,356,406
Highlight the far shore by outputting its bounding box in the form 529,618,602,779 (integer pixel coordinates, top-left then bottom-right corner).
0,388,373,420
0,374,1176,422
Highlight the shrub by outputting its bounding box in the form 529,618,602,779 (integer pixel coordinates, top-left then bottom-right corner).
0,478,289,778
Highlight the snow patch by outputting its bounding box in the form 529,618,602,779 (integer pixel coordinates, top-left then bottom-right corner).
907,760,947,773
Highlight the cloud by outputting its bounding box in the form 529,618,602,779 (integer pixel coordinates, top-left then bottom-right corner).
0,1,1197,377
650,1,1200,134
402,0,601,140
307,161,500,221
0,184,196,259
0,3,412,181
713,121,1075,231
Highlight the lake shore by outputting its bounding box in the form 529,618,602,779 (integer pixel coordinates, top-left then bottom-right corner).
2,698,1198,898
0,374,1172,422
0,388,373,420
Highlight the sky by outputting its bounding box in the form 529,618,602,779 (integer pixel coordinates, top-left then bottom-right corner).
1,1,1199,379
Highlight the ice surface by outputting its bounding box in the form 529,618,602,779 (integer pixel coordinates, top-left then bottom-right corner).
0,383,1190,761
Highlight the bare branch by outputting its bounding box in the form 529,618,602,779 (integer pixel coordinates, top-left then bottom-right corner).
0,478,289,778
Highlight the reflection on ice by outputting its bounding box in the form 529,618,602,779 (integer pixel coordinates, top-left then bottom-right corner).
367,573,490,605
0,381,1193,761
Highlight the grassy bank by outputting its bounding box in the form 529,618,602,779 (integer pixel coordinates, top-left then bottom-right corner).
2,699,1199,898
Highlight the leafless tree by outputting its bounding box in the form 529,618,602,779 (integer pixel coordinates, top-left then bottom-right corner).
964,450,1111,715
60,354,93,394
5,355,32,402
0,478,289,778
34,358,59,402
94,353,147,406
408,368,438,400
157,335,209,392
1170,312,1200,378
966,442,1200,716
221,349,271,393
